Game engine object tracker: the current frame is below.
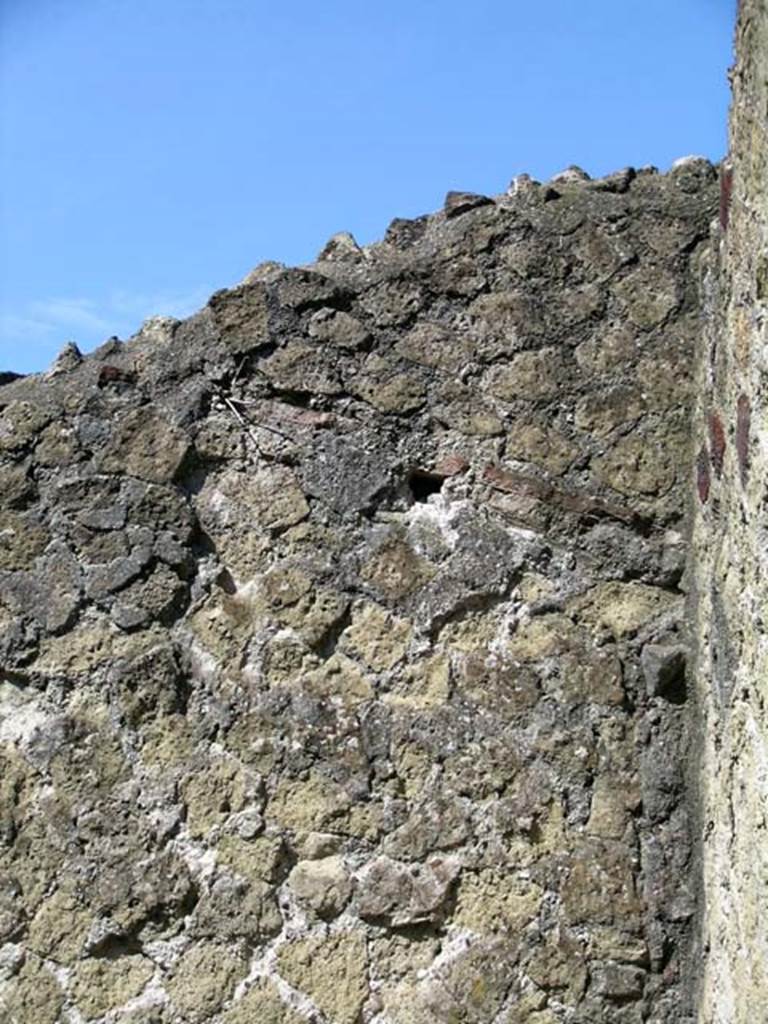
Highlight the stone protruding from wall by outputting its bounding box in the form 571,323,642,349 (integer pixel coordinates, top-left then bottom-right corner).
0,166,716,1023
691,1,768,1020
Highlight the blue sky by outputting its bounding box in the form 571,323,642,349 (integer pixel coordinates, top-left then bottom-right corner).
1,0,735,374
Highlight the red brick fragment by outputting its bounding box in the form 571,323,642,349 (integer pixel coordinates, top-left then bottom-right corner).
720,163,733,231
696,447,711,504
483,464,638,525
708,412,726,478
736,393,751,486
270,402,335,428
290,409,336,428
483,465,553,501
433,453,470,477
557,490,639,526
98,364,137,387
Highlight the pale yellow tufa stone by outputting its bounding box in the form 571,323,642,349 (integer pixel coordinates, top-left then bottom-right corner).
454,870,544,935
591,433,676,496
301,653,375,705
568,582,679,638
586,776,631,839
487,347,569,401
385,651,451,709
276,930,369,1024
392,741,434,799
266,772,350,832
217,834,285,885
361,539,436,600
26,888,92,964
167,943,247,1023
3,957,64,1024
221,979,304,1024
505,420,578,474
504,613,579,661
32,619,161,677
288,855,351,918
518,572,557,605
71,955,154,1019
182,758,253,837
339,601,413,671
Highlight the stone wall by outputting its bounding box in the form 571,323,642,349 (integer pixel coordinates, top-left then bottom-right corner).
0,165,717,1023
691,1,768,1019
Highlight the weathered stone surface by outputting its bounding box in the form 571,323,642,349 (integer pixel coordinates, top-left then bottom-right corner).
641,643,687,701
339,601,412,670
277,931,369,1024
70,955,154,1018
1,956,64,1024
261,340,343,394
691,4,768,1021
289,855,351,918
318,230,364,263
356,855,460,926
591,432,677,497
181,756,254,836
190,874,282,941
444,190,494,218
613,267,679,328
0,158,717,1024
298,431,392,514
208,280,271,349
167,942,248,1022
309,307,371,349
569,581,679,638
0,400,52,453
455,869,544,934
352,365,427,414
99,408,191,482
379,938,517,1024
487,346,572,401
221,980,304,1024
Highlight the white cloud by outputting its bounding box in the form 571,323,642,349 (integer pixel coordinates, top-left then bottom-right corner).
0,286,210,362
28,298,115,334
104,287,211,325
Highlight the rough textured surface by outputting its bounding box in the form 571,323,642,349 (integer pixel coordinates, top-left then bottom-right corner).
691,1,768,1020
0,163,718,1024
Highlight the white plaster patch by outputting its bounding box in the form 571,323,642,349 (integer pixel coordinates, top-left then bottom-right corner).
404,493,463,552
0,683,51,746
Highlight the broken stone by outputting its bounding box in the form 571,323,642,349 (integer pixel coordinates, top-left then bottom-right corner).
221,980,304,1024
0,160,719,1024
167,943,247,1023
361,538,436,601
641,643,687,701
289,855,351,918
487,347,571,401
299,431,391,514
99,409,191,483
454,869,543,935
276,931,368,1024
339,601,412,671
2,957,64,1024
444,191,494,218
71,955,154,1019
590,962,646,1001
613,268,679,329
308,308,371,349
318,230,364,262
355,855,460,926
550,165,591,184
47,341,83,377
